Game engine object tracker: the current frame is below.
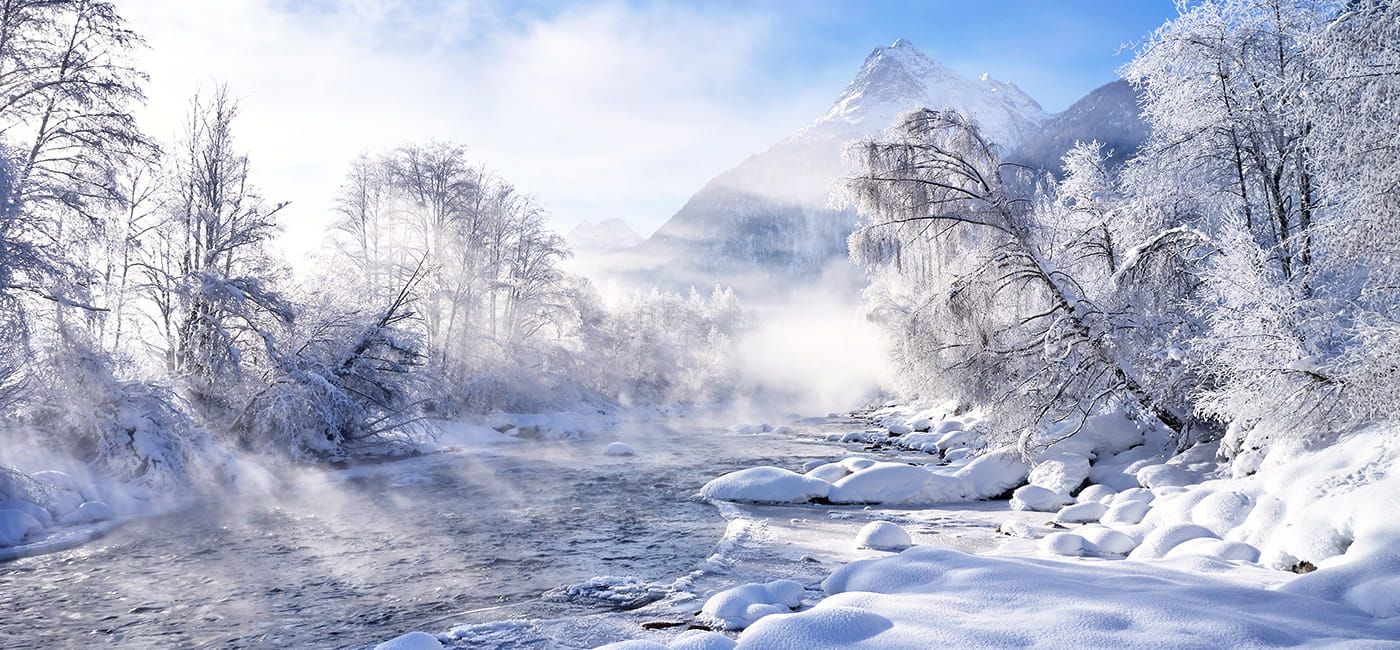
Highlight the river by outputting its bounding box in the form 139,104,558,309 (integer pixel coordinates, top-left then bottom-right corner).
0,416,871,649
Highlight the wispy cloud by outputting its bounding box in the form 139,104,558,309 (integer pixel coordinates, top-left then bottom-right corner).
120,0,837,263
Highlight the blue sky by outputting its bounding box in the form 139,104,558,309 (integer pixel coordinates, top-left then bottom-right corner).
123,0,1179,257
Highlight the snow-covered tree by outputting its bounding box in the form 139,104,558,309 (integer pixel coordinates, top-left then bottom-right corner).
844,110,1185,446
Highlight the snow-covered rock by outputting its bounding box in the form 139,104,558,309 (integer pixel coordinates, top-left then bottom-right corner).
0,499,51,528
596,642,668,650
1039,532,1085,556
699,467,830,504
1188,489,1255,536
1054,501,1107,524
855,521,913,551
1101,499,1151,525
1164,538,1259,563
0,509,44,547
804,462,850,484
1027,451,1091,496
667,631,737,650
1010,484,1073,512
952,446,1029,498
1076,525,1139,556
744,547,1400,647
828,463,971,505
1136,463,1195,489
996,520,1037,539
603,442,635,457
700,579,804,630
58,500,114,525
1128,523,1217,560
1075,484,1117,504
840,457,877,472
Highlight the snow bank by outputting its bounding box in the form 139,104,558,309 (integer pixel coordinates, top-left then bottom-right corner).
700,579,805,630
735,547,1400,647
828,463,971,505
855,521,912,551
699,467,830,504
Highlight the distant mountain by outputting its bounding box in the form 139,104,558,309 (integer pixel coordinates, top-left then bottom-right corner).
566,218,642,253
1008,79,1148,173
609,40,1145,295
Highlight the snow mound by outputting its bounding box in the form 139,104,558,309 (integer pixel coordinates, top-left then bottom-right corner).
668,631,737,650
1009,484,1072,512
828,463,971,505
0,499,51,528
855,521,912,551
804,462,850,483
1076,484,1117,503
0,509,44,547
739,547,1400,647
603,442,635,457
700,579,805,630
1039,532,1084,556
1076,525,1139,556
1101,499,1151,525
951,446,1028,498
57,501,113,526
700,467,830,504
1026,451,1090,496
374,631,443,650
1127,523,1216,560
1054,501,1107,524
1136,463,1196,489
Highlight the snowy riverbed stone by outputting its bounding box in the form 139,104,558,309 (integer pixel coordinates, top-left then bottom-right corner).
828,463,971,505
1101,499,1152,525
1077,525,1139,556
1076,484,1118,504
1128,523,1217,560
804,462,850,483
0,509,44,547
1136,463,1196,489
1028,451,1092,496
700,579,804,630
699,467,830,504
667,631,737,650
57,500,114,526
1010,484,1073,512
1055,501,1108,524
1040,532,1085,556
855,521,913,551
0,499,52,528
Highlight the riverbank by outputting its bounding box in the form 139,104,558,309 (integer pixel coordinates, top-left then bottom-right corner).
577,406,1400,649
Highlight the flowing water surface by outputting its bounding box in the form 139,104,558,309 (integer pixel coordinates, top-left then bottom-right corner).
0,418,855,649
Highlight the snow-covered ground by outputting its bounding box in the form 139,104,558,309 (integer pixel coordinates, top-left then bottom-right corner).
571,405,1400,649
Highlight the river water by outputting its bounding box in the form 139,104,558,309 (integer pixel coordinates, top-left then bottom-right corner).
0,417,856,649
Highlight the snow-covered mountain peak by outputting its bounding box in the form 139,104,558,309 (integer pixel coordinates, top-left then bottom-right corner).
805,39,1048,149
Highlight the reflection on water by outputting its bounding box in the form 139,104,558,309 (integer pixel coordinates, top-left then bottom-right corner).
0,420,845,649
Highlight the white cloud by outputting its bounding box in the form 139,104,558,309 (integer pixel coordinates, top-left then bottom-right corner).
118,0,836,266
